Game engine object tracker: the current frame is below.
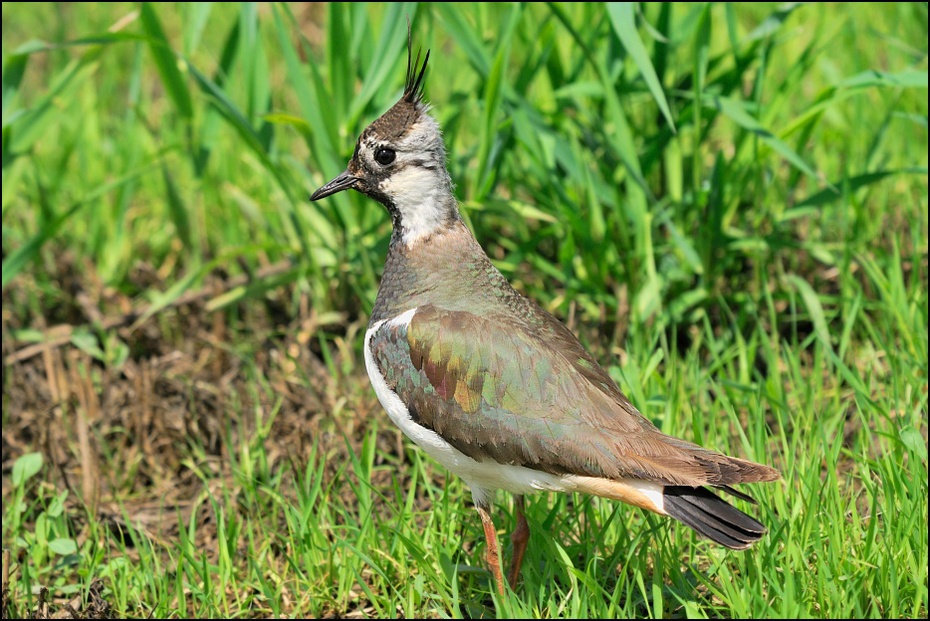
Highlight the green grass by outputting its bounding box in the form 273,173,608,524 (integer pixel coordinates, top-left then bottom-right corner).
2,2,928,618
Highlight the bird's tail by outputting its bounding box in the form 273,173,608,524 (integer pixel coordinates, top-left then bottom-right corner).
663,485,768,550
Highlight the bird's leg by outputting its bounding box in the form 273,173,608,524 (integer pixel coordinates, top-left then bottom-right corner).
507,495,530,589
476,503,505,595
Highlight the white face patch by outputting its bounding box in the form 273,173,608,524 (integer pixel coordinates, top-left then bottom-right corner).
359,112,457,248
380,165,452,246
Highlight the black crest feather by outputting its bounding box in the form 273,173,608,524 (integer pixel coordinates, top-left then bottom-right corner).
403,22,429,104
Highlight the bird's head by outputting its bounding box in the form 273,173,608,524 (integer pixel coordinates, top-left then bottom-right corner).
310,38,458,247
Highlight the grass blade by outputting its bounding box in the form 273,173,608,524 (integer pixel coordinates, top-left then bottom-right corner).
705,94,823,183
794,167,928,210
139,3,193,120
607,2,676,132
2,164,150,290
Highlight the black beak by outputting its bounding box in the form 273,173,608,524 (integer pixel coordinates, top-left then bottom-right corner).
309,170,358,201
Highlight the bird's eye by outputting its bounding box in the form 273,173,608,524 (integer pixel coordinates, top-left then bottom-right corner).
374,147,396,166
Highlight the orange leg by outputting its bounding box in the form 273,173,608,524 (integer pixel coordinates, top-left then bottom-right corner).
507,495,530,589
476,503,505,595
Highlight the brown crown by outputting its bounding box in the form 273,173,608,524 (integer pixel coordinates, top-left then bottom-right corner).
362,36,431,142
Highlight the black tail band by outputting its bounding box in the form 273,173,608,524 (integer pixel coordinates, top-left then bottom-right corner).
664,486,767,550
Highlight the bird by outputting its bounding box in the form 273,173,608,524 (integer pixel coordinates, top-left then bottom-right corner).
310,36,780,596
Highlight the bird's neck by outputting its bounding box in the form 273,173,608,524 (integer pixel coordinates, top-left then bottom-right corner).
383,165,459,248
372,220,516,324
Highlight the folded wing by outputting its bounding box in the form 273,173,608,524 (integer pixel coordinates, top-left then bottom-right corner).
369,304,779,488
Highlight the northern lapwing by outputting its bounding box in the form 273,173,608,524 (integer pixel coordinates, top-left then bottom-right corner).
310,36,780,596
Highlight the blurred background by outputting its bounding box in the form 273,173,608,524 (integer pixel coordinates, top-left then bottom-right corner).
2,3,927,618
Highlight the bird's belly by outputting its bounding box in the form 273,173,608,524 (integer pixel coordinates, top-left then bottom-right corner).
364,316,571,506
